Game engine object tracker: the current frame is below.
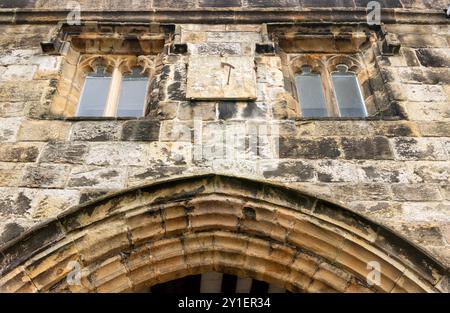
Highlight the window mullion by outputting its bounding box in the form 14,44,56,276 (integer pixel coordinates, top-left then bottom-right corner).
104,65,123,117
321,69,340,117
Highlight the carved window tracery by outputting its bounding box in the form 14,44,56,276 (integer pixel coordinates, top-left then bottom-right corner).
74,55,155,118
290,54,368,118
39,22,172,119
270,24,404,119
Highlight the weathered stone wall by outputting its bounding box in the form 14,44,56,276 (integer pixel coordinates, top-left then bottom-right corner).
0,1,449,271
0,0,448,10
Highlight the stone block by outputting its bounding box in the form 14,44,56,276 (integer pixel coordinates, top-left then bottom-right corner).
85,143,150,166
341,137,393,160
20,164,70,188
188,43,242,56
0,81,47,102
186,56,257,100
412,162,450,183
416,48,450,67
263,160,316,182
0,143,41,162
18,188,80,219
0,117,21,142
401,202,450,222
279,137,341,159
39,142,89,164
404,84,447,102
314,160,364,183
68,166,126,189
406,102,449,121
393,138,448,160
0,101,27,117
71,121,122,141
17,120,71,141
247,0,299,7
0,65,37,81
199,0,242,6
391,184,443,201
0,163,23,187
121,120,160,141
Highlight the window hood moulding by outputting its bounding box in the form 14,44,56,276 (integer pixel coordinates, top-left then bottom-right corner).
40,22,176,56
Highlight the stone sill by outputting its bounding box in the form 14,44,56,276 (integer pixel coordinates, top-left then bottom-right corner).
64,116,148,121
293,116,404,122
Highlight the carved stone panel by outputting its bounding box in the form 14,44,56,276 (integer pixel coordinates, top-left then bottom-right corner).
186,56,257,100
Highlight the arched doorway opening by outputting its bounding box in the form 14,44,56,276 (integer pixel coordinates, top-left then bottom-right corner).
0,175,448,293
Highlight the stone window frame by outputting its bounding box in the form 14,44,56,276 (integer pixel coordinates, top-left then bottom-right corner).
288,53,371,118
268,24,404,120
36,22,175,120
57,54,155,118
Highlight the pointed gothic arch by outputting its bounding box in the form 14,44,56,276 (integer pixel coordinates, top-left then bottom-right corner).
0,175,448,293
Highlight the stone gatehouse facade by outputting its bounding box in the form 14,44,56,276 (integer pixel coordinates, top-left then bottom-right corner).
0,0,449,293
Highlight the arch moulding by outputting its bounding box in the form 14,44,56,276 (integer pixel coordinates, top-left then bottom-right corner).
0,175,448,293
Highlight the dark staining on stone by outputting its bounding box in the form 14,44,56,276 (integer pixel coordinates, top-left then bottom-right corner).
0,145,40,162
1,222,64,274
0,223,24,244
315,200,375,237
341,137,393,160
376,227,443,281
167,81,186,101
384,124,414,137
99,170,120,180
0,196,15,215
16,192,32,215
255,43,275,54
196,43,240,55
153,186,206,204
0,0,38,8
153,0,196,9
263,161,315,181
218,101,237,120
394,138,420,159
40,143,89,164
279,138,341,159
317,172,333,182
133,167,185,180
243,207,257,220
159,65,171,82
173,64,186,82
199,0,242,7
21,165,63,187
355,0,402,7
144,207,162,218
79,191,110,204
416,49,450,68
68,176,99,188
362,166,400,183
121,120,160,141
243,102,266,118
303,0,355,7
247,0,299,7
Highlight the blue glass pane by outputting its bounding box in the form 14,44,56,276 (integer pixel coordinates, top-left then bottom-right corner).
117,77,148,117
295,73,328,118
332,73,367,118
77,76,111,117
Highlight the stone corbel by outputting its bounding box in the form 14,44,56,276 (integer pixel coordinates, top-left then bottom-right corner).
255,24,275,55
40,21,66,55
380,25,401,56
171,25,188,54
